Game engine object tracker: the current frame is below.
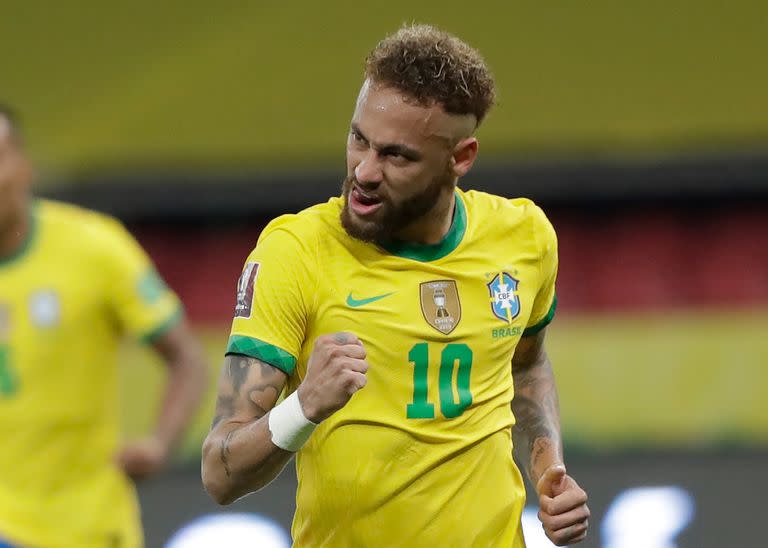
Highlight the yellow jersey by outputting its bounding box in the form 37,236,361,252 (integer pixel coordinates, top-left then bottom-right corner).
228,188,557,547
0,200,182,548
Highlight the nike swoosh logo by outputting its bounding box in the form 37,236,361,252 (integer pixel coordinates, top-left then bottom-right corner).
346,291,395,308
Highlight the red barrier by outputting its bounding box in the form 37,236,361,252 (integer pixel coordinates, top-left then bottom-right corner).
132,207,768,323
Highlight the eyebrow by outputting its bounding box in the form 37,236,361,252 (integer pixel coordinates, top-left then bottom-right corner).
350,123,422,161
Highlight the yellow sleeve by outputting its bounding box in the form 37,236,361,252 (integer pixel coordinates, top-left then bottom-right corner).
225,219,316,376
523,205,558,336
99,219,182,343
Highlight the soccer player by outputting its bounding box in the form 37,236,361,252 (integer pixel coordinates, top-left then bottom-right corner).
0,106,209,547
202,25,589,546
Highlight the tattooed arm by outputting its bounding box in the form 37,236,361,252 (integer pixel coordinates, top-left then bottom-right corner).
202,331,369,504
511,328,590,546
510,328,563,486
201,354,290,505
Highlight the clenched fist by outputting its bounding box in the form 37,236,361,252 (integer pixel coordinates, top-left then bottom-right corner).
297,332,369,423
536,465,590,545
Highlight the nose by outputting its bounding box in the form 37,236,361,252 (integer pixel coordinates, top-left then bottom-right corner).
354,150,383,186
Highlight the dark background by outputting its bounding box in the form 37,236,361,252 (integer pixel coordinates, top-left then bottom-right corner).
139,450,764,547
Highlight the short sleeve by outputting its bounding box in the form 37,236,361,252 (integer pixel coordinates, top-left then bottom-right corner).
226,219,316,376
100,220,183,343
524,205,558,336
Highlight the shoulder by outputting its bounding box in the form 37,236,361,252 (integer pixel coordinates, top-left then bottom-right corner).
37,199,131,244
461,189,554,234
460,190,556,261
36,199,148,271
257,197,343,247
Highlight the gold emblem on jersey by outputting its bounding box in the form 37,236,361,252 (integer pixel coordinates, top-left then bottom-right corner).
420,280,461,335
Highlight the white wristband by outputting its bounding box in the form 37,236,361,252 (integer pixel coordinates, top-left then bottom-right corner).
268,391,317,452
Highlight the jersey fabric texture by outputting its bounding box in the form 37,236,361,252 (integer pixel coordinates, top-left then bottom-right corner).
228,188,558,547
0,200,182,548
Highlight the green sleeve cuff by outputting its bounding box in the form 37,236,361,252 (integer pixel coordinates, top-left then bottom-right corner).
140,305,184,344
226,335,297,375
523,295,557,336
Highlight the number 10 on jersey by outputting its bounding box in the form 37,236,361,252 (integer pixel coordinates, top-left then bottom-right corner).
407,342,473,419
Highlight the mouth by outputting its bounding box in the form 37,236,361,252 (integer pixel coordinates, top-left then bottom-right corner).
348,186,383,216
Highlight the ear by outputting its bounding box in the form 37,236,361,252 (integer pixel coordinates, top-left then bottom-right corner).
450,137,478,178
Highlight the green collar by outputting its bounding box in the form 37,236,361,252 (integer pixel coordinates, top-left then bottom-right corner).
0,203,38,268
379,192,467,262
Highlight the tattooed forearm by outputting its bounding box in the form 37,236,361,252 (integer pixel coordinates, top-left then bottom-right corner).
202,353,290,503
511,333,563,484
220,430,235,477
244,363,281,416
511,365,561,479
211,394,235,429
210,356,284,429
207,354,287,475
228,355,254,393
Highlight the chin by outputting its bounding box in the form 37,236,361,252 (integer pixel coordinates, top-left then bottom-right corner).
340,205,385,243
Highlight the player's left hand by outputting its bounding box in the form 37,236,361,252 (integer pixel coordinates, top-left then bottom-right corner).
535,464,590,545
117,436,170,482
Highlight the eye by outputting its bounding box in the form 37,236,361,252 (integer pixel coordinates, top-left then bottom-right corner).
385,151,412,165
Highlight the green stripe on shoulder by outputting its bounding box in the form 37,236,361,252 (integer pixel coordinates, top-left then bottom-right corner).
140,305,184,344
226,335,296,375
523,295,558,336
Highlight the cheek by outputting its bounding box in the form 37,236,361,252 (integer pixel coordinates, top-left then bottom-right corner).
383,166,431,200
0,176,11,202
346,146,361,175
0,186,10,220
0,156,22,188
0,164,28,205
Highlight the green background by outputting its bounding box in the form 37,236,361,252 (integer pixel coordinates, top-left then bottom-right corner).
2,0,766,181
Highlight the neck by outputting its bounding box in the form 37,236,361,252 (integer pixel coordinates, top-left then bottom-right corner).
394,190,456,245
0,207,30,261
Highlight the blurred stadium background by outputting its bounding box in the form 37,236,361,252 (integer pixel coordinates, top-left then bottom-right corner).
3,1,767,546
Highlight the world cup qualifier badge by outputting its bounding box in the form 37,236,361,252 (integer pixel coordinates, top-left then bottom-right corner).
234,262,260,319
487,272,521,323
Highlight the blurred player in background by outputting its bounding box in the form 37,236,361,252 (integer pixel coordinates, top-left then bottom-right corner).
203,25,589,546
0,106,209,548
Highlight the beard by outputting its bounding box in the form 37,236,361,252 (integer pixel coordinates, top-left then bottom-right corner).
340,169,454,244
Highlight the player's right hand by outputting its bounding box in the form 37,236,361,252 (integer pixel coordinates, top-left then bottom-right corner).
297,332,369,423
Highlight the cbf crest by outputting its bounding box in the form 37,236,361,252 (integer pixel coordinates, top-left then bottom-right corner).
420,280,461,335
487,272,520,323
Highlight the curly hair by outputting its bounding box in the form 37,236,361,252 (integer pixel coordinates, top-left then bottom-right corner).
365,24,495,126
